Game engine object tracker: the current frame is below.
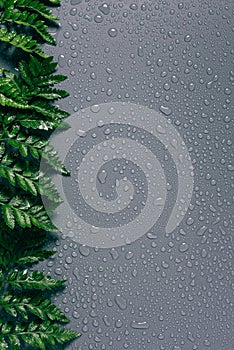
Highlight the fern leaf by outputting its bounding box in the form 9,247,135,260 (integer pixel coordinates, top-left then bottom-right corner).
38,175,62,203
6,132,48,159
0,161,39,195
14,249,56,265
0,94,29,109
19,118,62,131
35,88,69,100
33,74,67,87
0,320,80,349
0,196,58,231
0,293,68,322
8,269,65,291
31,299,69,322
29,204,58,231
0,29,47,57
0,0,80,345
31,100,69,119
0,69,23,100
0,337,9,350
29,56,57,77
17,61,33,86
2,205,15,230
18,57,65,92
16,0,59,20
42,144,70,175
3,10,56,45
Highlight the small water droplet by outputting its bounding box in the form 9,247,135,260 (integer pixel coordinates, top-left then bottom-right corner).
108,28,118,38
98,169,107,184
79,245,90,257
98,3,110,15
131,321,149,329
179,242,189,253
114,295,127,310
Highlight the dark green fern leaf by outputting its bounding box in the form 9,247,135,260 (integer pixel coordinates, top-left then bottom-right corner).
3,9,56,45
31,100,69,118
33,73,67,87
2,205,15,230
0,158,39,195
38,174,62,203
42,144,70,175
15,0,59,20
0,94,29,109
5,131,48,159
0,29,48,57
14,249,56,265
33,87,69,100
0,194,58,231
0,293,68,322
0,320,80,350
8,269,65,291
19,118,63,131
0,0,81,347
22,56,58,79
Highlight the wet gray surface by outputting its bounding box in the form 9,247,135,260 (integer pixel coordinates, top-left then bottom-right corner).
38,0,234,349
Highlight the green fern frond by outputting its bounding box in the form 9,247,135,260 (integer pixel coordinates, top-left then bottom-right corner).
0,194,58,231
0,157,39,195
5,131,48,159
38,174,62,203
19,118,63,131
19,56,58,79
31,100,69,119
42,144,70,175
33,73,67,87
0,29,48,57
8,269,65,291
0,0,81,347
0,94,29,109
0,293,69,322
33,87,69,100
0,320,81,350
14,249,56,266
16,0,59,20
3,9,56,45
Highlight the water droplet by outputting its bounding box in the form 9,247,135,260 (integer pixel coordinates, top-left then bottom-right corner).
98,3,110,15
160,105,172,116
179,242,189,253
70,0,82,4
184,34,192,42
114,295,127,310
98,169,107,184
108,28,118,38
58,54,66,68
94,14,103,23
79,245,90,257
137,46,144,57
130,4,138,10
131,321,149,329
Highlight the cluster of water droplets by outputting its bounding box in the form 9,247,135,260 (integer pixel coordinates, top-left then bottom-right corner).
40,0,234,349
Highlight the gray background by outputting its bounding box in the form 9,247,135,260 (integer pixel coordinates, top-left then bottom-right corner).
38,0,234,349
